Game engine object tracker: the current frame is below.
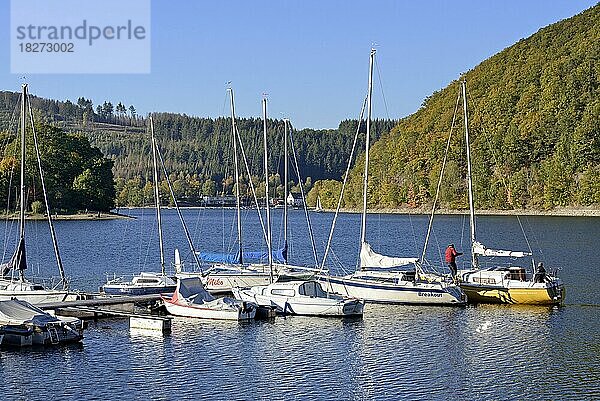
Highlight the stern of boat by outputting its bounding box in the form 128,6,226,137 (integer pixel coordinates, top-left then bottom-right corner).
342,299,365,316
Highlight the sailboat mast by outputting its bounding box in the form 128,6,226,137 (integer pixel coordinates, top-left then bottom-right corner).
228,88,243,264
150,117,166,275
283,118,289,249
360,48,376,245
262,98,273,281
462,80,478,269
18,84,27,281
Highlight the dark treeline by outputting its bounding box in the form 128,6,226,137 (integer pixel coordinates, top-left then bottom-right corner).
0,91,140,127
105,114,396,207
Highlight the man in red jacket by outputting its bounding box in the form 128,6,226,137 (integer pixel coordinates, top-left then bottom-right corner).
445,244,463,281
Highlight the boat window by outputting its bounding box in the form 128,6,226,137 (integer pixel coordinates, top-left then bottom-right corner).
314,283,327,297
401,271,416,282
135,279,160,284
271,288,295,297
299,282,327,297
32,285,45,290
473,277,496,285
509,268,526,281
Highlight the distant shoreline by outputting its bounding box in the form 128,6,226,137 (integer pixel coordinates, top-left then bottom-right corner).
336,206,600,217
3,211,134,220
116,205,600,217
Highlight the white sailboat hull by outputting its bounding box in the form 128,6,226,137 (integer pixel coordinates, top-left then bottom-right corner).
319,274,466,305
162,297,256,321
233,287,364,317
0,280,76,304
178,270,273,294
179,263,314,294
0,291,74,305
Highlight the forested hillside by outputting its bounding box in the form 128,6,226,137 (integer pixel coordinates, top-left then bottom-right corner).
0,90,396,206
310,4,600,210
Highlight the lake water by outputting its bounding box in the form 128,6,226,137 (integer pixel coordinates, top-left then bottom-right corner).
0,209,599,400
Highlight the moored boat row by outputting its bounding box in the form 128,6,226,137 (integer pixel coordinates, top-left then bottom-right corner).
0,51,566,344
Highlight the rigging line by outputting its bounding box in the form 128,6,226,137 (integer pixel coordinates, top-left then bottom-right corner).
2,167,15,262
223,130,238,255
155,139,204,272
328,246,347,275
27,91,68,289
221,146,231,255
460,213,466,251
320,94,369,272
465,85,535,252
375,57,391,120
138,149,152,272
516,215,534,258
524,215,544,260
2,98,21,262
288,125,319,267
235,124,269,244
465,87,510,192
420,88,462,263
407,211,419,257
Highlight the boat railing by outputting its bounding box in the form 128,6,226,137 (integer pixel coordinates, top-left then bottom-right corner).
102,270,177,284
24,275,69,290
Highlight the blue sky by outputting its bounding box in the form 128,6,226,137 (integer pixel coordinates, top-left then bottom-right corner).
0,0,596,128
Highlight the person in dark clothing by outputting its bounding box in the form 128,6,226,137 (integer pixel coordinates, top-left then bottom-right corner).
445,244,463,281
534,262,546,283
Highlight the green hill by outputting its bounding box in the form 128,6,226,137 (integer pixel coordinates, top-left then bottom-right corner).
312,4,600,211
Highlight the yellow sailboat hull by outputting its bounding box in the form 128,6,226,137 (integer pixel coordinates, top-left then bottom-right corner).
460,283,565,305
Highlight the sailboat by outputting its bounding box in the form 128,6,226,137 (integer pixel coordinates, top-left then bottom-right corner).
320,49,466,305
455,80,565,305
179,90,296,293
0,84,75,304
233,280,364,317
162,277,257,321
315,196,323,213
101,117,178,295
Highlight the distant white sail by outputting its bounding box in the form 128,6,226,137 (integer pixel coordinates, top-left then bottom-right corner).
472,241,531,258
360,242,418,269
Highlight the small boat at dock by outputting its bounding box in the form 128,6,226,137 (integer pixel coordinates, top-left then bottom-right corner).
0,299,84,346
233,280,364,317
101,272,177,296
162,277,257,321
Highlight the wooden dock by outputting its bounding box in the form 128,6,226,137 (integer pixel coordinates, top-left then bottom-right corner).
37,294,172,333
39,294,162,311
39,294,163,320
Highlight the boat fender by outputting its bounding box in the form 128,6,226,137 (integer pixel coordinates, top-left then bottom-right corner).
283,301,292,315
